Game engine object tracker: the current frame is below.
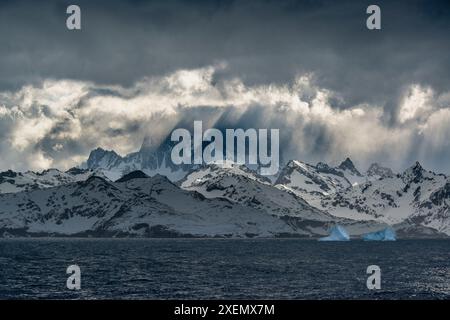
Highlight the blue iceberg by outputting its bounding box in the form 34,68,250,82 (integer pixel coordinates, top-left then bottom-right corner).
319,225,350,241
363,227,396,241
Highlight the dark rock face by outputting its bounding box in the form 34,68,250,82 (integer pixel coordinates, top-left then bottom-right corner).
338,158,362,176
316,162,345,177
86,148,122,169
0,170,19,184
65,167,88,175
116,170,149,182
429,182,450,206
0,170,18,178
366,163,394,179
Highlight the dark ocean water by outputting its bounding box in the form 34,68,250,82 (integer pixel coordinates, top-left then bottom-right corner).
0,239,449,299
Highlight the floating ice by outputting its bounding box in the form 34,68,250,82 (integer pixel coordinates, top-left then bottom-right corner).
319,225,350,241
363,227,396,241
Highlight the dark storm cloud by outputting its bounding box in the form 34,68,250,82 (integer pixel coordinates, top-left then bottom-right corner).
0,0,450,173
0,0,449,104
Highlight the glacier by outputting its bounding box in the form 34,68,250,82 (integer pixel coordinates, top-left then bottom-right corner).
363,227,396,241
319,225,350,241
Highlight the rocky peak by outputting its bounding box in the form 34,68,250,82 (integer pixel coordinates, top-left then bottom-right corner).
366,163,394,179
0,170,18,178
337,157,362,176
86,148,122,169
316,162,345,177
403,161,425,184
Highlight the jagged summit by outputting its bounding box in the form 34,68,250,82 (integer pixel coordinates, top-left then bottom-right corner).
316,162,345,177
338,157,362,176
0,167,106,194
84,137,192,182
282,160,313,171
0,170,18,178
402,161,425,183
86,148,122,169
0,150,449,238
410,161,423,172
366,163,394,179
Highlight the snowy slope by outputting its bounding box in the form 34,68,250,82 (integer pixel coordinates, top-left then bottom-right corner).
319,162,450,234
0,172,300,237
0,168,389,238
0,168,107,194
181,163,332,221
180,161,272,188
409,179,450,235
366,163,395,180
274,160,352,207
108,173,294,237
273,159,449,236
180,163,391,237
1,140,448,238
273,158,391,208
334,158,366,186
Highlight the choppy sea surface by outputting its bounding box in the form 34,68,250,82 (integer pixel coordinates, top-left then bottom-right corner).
0,239,449,299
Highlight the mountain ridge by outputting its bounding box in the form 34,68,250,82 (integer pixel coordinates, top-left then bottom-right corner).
0,144,448,238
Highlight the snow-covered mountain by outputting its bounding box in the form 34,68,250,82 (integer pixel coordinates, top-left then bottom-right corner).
366,163,394,180
0,170,384,238
318,162,450,235
179,162,390,235
0,172,296,237
274,160,352,207
335,157,366,185
180,162,329,220
273,158,387,206
270,158,449,236
83,137,194,182
0,168,107,194
0,139,448,238
82,134,279,183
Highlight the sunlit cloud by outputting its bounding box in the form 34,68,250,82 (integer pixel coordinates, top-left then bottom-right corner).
0,65,449,173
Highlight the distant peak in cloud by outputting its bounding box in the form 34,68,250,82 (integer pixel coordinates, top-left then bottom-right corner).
338,158,362,176
0,65,449,174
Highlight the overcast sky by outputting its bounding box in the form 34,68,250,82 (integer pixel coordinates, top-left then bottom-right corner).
0,0,449,173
